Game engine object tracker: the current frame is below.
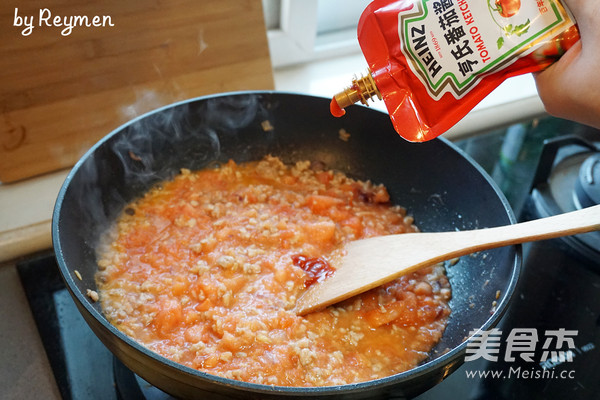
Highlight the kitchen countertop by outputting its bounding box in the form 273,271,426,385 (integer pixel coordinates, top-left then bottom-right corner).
0,169,69,264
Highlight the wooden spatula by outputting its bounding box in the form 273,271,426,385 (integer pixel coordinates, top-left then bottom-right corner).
293,204,600,315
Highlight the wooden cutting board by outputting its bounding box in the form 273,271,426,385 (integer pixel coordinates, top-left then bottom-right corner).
0,0,274,182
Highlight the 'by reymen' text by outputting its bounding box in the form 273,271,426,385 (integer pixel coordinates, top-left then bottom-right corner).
13,8,115,36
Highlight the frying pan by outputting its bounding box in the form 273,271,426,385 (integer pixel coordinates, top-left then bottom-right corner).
52,92,520,399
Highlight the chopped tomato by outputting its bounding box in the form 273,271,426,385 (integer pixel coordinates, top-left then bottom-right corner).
303,220,336,243
153,296,183,336
306,194,344,214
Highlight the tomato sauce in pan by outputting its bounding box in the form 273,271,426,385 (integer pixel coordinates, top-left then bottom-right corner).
96,156,451,387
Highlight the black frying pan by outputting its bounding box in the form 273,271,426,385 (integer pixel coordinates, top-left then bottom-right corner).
52,92,520,399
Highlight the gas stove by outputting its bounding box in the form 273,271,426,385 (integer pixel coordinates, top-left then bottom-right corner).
16,117,600,399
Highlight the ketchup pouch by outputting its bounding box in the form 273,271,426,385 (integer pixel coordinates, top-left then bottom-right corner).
331,0,579,142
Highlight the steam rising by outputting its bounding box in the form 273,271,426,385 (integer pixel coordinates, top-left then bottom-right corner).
70,93,269,246
120,90,167,120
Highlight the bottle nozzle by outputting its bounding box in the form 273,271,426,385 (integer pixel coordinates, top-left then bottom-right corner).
330,71,382,117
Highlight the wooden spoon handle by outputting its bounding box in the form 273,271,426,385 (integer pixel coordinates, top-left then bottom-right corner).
449,204,600,254
294,205,600,315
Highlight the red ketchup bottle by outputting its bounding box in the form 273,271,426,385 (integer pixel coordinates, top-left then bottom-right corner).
330,0,579,142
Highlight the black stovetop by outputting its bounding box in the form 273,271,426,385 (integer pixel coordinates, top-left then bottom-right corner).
16,117,600,399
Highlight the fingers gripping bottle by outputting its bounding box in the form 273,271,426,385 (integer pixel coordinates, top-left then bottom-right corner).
331,0,579,142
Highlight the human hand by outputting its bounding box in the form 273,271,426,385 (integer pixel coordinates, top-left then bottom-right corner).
533,0,600,128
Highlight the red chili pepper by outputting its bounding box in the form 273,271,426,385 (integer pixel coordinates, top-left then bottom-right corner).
292,254,335,287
